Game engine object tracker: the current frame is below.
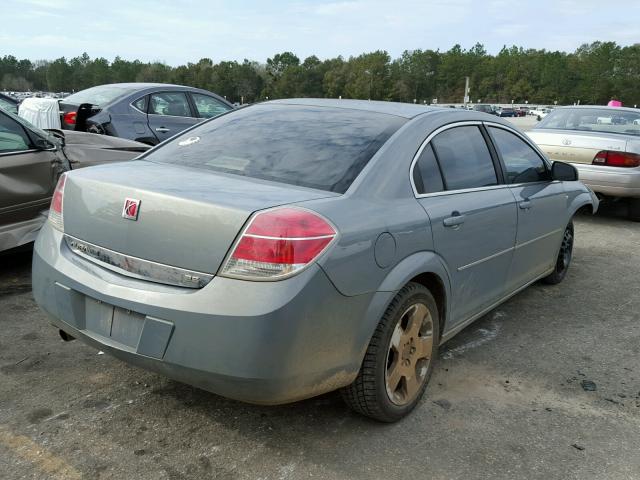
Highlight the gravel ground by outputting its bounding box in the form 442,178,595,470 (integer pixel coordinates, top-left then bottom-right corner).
1,202,639,480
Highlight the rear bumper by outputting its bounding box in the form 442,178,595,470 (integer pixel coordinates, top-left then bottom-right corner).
32,223,374,404
573,164,640,198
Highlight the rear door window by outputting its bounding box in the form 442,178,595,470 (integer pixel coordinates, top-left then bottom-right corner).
431,126,498,190
413,144,444,194
132,96,148,113
489,127,549,183
149,92,192,117
145,104,406,193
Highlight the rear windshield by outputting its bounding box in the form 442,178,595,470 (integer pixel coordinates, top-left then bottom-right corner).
538,108,640,136
145,104,406,193
63,85,138,107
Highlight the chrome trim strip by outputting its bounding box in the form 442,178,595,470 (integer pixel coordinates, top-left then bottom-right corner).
456,228,563,272
514,228,563,250
416,184,509,199
0,148,39,157
457,246,514,271
243,233,335,241
64,234,213,289
440,266,555,344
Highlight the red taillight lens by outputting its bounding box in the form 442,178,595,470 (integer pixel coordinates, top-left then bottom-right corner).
48,174,66,231
221,207,337,280
63,111,77,126
592,150,640,168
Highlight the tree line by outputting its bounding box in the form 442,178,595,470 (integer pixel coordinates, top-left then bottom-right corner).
1,41,638,106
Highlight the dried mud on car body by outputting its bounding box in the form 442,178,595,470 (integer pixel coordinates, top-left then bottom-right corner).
1,204,639,480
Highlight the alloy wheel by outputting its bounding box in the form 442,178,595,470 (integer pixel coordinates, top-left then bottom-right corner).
558,226,574,272
385,303,434,406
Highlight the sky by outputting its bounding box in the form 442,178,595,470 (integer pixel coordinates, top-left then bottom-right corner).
3,0,639,65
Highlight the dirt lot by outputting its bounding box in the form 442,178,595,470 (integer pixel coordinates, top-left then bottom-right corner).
1,203,639,480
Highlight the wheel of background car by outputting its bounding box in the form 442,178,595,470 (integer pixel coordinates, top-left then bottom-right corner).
628,198,640,222
543,221,574,285
341,282,439,422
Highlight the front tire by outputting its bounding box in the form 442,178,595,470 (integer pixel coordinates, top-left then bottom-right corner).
543,221,574,285
341,283,439,422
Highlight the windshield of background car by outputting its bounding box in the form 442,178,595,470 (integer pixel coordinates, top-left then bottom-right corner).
145,104,407,193
63,85,138,106
538,108,640,136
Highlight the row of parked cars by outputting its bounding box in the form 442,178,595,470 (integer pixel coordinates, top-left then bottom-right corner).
2,83,638,423
471,104,553,118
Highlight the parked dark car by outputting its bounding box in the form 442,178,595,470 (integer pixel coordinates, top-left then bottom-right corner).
0,108,148,252
516,107,529,117
58,83,234,145
472,104,497,115
0,93,19,115
496,107,517,118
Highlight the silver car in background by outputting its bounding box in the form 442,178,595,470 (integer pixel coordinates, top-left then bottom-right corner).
32,100,597,422
528,106,640,220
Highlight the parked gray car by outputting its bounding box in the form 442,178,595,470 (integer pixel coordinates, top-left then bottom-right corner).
0,108,148,253
58,83,234,145
32,99,597,422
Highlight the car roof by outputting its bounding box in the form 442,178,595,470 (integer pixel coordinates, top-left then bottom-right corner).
552,105,639,114
266,98,442,119
94,82,193,89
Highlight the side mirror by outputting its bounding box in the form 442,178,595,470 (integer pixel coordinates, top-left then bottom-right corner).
33,137,56,150
552,161,578,181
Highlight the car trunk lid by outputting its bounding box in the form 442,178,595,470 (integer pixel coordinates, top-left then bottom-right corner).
62,160,336,279
58,100,101,131
527,129,629,164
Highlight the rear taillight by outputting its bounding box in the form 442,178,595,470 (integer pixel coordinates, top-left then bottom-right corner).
63,111,77,126
48,174,66,231
221,207,337,280
592,150,640,168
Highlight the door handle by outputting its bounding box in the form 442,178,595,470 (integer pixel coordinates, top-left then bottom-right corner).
155,127,170,133
519,199,532,210
443,211,466,227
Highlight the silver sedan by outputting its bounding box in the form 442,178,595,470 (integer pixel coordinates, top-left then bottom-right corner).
32,100,597,422
527,106,640,220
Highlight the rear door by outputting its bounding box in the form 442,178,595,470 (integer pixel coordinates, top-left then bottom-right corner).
147,91,199,143
414,124,518,326
0,111,59,230
487,125,567,289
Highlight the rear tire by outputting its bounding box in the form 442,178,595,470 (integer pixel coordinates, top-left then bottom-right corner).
543,221,574,285
628,198,640,222
341,282,439,422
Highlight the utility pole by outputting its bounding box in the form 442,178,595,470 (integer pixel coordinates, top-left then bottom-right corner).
463,76,470,107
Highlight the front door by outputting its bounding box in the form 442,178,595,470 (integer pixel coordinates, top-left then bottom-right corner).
0,111,60,247
486,125,568,290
